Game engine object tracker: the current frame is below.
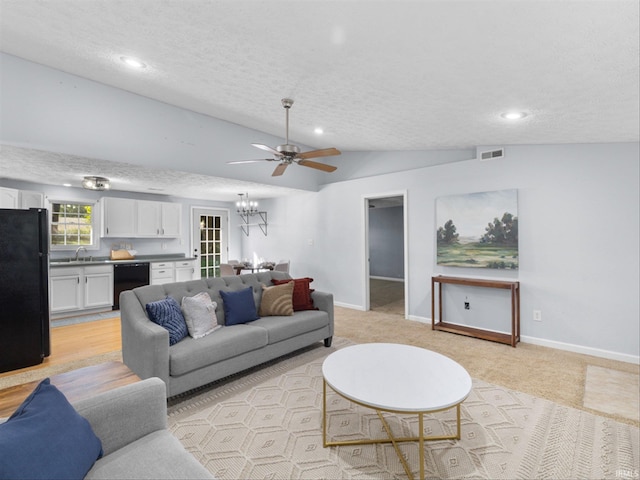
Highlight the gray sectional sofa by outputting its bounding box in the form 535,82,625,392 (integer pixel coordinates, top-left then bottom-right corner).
120,271,334,397
77,378,213,479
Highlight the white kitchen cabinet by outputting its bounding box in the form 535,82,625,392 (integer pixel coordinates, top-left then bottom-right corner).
50,264,114,314
136,200,161,236
174,260,197,282
102,197,181,238
0,187,19,208
160,202,181,237
50,267,83,313
83,265,114,308
102,197,136,237
136,201,181,237
150,262,174,285
19,190,44,209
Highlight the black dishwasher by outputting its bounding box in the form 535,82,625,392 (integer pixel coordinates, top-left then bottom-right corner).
113,263,150,310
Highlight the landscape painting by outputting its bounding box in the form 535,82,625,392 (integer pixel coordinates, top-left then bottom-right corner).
436,189,518,269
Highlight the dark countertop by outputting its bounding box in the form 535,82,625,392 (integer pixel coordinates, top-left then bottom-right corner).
50,255,197,267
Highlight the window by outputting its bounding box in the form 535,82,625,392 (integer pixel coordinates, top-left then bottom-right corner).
50,201,97,249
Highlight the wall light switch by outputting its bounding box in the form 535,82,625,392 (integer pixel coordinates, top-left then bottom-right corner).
533,310,542,322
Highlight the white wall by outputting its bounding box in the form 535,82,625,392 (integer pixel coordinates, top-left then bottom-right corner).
244,143,640,361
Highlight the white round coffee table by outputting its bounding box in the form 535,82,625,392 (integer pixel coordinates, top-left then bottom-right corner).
322,343,472,480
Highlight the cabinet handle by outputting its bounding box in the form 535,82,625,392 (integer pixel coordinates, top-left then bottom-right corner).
77,278,80,284
157,229,160,234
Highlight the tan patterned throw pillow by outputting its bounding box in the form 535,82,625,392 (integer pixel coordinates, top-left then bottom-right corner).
259,281,294,316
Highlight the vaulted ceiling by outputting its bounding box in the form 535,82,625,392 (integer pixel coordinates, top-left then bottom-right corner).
1,1,638,200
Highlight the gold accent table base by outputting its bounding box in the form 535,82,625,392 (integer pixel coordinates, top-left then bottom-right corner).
322,379,463,480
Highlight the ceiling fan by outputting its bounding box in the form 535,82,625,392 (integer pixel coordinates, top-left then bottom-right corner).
227,98,341,176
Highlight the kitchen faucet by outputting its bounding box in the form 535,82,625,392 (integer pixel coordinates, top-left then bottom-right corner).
74,246,88,261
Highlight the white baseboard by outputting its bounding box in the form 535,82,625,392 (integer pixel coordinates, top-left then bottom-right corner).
336,308,639,365
520,335,639,365
334,301,366,311
370,276,404,282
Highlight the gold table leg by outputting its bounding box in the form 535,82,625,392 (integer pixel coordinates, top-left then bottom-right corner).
323,379,463,480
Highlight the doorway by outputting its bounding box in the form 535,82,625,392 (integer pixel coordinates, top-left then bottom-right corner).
191,207,229,279
363,192,408,316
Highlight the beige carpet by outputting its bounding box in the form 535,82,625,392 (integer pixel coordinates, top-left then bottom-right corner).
334,307,640,427
167,338,639,480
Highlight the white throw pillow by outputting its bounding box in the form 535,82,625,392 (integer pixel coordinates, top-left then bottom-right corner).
181,292,221,339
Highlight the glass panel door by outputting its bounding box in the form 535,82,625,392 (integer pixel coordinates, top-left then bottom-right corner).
192,208,228,278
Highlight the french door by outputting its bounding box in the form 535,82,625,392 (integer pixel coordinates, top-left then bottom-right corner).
191,208,228,278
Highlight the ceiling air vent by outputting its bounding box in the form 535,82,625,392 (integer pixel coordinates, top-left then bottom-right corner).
479,148,505,161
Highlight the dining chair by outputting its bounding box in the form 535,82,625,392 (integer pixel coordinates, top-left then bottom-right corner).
274,260,290,273
219,263,236,276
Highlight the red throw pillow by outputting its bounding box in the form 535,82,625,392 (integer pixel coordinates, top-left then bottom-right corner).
272,277,316,311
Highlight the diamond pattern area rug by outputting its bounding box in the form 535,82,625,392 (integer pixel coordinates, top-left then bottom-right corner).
167,338,639,480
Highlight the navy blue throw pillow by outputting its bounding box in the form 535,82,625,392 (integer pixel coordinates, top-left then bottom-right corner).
146,296,189,345
0,378,103,480
220,287,259,325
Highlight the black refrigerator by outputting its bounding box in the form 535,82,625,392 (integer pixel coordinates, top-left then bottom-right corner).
0,208,51,373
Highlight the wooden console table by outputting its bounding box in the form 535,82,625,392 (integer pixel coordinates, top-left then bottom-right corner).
431,275,520,347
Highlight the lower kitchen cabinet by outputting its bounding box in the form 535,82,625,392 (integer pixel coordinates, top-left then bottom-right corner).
50,267,82,312
50,265,114,315
175,260,198,282
151,260,198,285
84,265,114,308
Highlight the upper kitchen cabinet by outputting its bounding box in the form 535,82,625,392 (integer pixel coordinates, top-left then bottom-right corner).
0,187,45,209
19,190,44,209
102,197,136,237
0,187,19,208
102,197,181,238
160,202,181,237
136,201,181,237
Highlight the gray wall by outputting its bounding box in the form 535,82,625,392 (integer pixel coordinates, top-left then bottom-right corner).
244,143,639,361
369,205,404,279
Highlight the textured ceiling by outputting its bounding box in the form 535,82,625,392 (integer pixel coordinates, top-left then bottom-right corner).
0,0,638,199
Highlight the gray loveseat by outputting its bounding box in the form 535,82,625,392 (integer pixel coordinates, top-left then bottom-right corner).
77,377,212,479
120,271,334,397
0,378,212,479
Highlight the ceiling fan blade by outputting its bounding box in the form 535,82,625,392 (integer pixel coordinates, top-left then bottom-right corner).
297,159,337,172
251,143,281,156
296,147,341,160
227,158,274,164
272,163,288,176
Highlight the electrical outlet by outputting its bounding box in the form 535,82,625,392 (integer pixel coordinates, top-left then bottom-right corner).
464,302,470,310
533,310,542,322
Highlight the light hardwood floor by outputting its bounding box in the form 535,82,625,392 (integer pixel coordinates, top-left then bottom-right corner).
0,317,121,380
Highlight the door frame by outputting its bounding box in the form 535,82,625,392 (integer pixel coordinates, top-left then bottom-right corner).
362,190,409,316
190,206,231,278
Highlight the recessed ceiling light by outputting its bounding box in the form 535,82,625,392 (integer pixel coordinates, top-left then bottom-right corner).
63,183,72,187
501,111,528,120
120,56,147,69
314,127,324,135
